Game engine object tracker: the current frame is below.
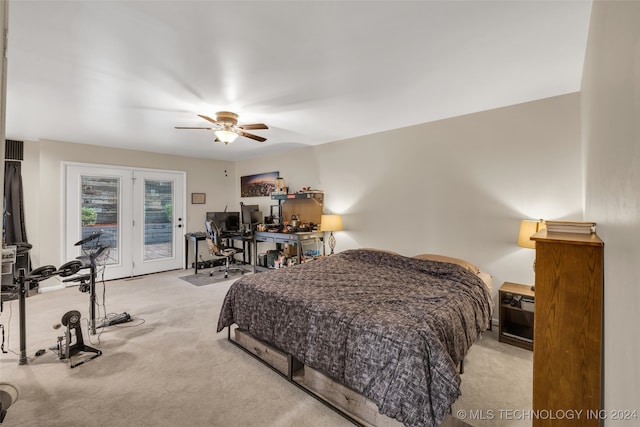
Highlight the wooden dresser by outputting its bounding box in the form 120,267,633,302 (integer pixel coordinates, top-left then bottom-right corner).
530,230,604,426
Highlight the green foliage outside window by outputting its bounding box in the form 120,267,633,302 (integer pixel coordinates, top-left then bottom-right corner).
82,207,97,226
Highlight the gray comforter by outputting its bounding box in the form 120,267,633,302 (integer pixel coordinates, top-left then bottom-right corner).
217,249,492,427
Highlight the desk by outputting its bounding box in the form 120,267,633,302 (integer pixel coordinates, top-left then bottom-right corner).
185,232,252,274
185,232,207,273
253,231,323,272
229,234,252,265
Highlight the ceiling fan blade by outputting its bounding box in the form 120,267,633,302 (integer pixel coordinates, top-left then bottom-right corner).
238,123,268,130
238,131,266,142
175,126,213,130
197,114,219,125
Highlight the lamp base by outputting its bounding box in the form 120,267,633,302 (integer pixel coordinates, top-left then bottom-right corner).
328,232,336,255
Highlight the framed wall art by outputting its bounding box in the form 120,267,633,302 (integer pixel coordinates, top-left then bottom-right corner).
240,171,279,197
191,192,206,204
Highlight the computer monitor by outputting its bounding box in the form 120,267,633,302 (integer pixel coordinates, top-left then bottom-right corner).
241,204,259,225
240,205,263,232
207,212,240,233
250,210,262,224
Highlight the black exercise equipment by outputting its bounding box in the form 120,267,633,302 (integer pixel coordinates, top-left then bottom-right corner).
10,233,116,367
15,266,59,365
1,243,32,303
62,274,91,293
73,233,110,335
52,310,101,368
72,233,132,333
13,242,32,255
73,231,103,246
26,265,57,280
55,260,83,277
13,257,101,366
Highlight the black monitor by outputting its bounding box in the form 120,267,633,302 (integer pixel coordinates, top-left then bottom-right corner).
207,211,240,232
250,210,262,224
241,204,259,225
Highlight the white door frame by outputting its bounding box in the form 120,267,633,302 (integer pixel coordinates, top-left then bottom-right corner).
63,162,186,280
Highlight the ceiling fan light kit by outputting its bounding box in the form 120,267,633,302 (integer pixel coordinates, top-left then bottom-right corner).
175,111,268,145
215,129,239,144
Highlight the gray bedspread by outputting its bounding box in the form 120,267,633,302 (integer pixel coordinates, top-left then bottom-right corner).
217,249,492,427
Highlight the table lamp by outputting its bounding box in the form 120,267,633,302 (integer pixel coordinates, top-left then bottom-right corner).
320,214,343,255
518,219,545,290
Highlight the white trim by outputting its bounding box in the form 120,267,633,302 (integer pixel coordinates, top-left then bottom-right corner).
61,160,185,175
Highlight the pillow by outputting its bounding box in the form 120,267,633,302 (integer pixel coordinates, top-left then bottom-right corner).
412,253,481,275
477,270,494,294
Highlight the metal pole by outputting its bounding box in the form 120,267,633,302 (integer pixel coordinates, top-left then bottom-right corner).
89,261,96,335
17,268,27,365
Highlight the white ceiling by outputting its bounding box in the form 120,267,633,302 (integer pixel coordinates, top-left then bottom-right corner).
5,1,592,162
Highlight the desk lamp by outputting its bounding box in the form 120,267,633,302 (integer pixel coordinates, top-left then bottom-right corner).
517,219,545,291
320,214,343,255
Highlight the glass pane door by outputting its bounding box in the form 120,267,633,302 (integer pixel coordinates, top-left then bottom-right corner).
81,175,120,265
143,179,174,261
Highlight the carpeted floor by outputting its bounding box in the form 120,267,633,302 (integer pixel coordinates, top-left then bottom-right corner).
0,269,532,427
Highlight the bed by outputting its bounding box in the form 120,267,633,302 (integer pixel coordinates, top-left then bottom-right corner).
217,249,493,427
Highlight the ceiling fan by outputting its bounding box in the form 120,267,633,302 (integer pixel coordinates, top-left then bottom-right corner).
175,111,268,145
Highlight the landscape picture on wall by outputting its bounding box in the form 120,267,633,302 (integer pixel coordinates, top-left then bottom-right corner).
241,171,279,197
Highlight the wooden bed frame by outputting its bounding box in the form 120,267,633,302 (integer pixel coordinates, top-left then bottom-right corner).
226,327,469,427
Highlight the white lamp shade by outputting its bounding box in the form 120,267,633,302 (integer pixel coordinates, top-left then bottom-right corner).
320,214,343,232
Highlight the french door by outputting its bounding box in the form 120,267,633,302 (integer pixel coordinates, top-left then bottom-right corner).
64,164,185,280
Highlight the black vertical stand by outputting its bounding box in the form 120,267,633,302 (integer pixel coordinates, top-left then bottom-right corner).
62,244,116,334
73,233,107,335
16,265,58,365
88,260,97,335
17,269,27,366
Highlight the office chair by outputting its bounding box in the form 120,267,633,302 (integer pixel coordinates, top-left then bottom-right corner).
204,220,244,279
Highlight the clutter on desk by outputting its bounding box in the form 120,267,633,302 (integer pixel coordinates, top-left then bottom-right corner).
256,219,318,234
253,188,326,272
256,236,323,270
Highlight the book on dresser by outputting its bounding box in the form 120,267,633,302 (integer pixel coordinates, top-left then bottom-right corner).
544,220,596,234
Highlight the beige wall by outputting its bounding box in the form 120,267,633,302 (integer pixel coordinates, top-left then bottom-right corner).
24,139,236,273
236,93,584,296
581,0,640,419
0,1,7,210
